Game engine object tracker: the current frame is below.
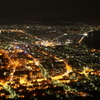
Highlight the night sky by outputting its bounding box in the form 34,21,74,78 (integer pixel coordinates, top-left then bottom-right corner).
0,0,100,24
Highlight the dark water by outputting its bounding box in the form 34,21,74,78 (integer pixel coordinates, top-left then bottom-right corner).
87,30,100,49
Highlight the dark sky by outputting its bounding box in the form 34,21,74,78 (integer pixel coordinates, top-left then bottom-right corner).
0,0,100,23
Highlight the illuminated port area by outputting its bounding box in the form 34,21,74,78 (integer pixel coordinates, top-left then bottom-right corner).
0,22,100,99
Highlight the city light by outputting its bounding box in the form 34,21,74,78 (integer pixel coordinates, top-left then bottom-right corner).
0,23,100,99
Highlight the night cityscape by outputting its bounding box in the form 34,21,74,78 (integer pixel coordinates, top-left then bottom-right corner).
0,0,100,100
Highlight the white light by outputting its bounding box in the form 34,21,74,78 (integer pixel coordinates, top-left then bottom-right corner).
24,51,27,53
64,33,67,35
16,47,20,49
83,33,88,36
